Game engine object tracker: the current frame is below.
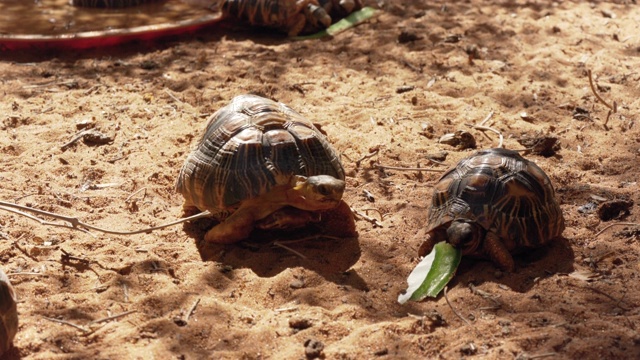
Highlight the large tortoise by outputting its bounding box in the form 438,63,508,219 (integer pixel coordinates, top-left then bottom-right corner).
418,148,565,271
176,94,347,243
0,269,17,356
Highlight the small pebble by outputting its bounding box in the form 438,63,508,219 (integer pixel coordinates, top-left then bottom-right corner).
289,317,313,331
304,339,324,359
290,278,305,289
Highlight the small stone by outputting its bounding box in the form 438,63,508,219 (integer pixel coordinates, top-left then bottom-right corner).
290,278,305,289
289,317,313,331
597,199,634,221
304,339,324,359
374,348,389,356
82,129,113,146
173,317,187,327
439,130,476,150
75,119,94,130
460,342,477,355
398,31,423,44
396,85,415,94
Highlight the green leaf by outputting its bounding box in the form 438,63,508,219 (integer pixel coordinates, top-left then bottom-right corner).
293,7,379,40
398,242,462,304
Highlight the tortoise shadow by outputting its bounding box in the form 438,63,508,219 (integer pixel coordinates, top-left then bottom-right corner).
449,236,575,293
182,215,363,284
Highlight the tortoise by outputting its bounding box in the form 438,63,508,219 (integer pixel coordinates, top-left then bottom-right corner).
176,94,347,243
71,0,363,36
418,148,565,271
0,269,17,356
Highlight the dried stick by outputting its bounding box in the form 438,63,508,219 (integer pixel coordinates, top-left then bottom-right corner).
60,129,92,150
466,123,504,148
0,204,94,237
479,111,494,126
443,286,472,327
587,70,617,112
125,187,147,202
164,88,186,107
42,316,90,333
375,164,444,172
90,310,137,325
355,147,380,167
185,298,201,322
273,241,308,260
352,208,383,227
7,272,48,277
0,200,211,236
593,222,639,238
588,69,618,129
270,234,345,244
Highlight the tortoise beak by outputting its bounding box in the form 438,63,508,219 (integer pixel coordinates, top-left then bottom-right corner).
447,220,482,255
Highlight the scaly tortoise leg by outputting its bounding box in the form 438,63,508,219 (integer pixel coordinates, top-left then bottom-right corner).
417,228,447,257
204,207,258,244
483,231,515,272
418,233,437,258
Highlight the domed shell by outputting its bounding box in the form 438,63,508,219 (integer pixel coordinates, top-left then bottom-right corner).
427,148,564,253
176,94,345,217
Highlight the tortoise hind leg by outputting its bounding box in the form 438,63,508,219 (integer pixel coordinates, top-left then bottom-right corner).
483,231,515,272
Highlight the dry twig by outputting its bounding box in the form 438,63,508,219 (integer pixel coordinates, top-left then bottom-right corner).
469,283,502,309
90,310,137,325
443,286,472,327
352,208,384,227
594,222,639,238
466,123,504,148
185,298,201,322
125,188,147,202
375,164,444,172
0,200,211,236
272,241,308,260
42,316,90,333
355,147,380,167
587,69,618,128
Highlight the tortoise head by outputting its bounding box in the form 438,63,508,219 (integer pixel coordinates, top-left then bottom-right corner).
447,219,484,255
292,175,345,210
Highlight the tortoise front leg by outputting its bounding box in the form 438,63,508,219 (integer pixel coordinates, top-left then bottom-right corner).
418,233,437,258
483,231,515,272
204,208,257,244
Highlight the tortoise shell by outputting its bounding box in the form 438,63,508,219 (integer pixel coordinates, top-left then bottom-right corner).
176,94,345,218
422,148,565,265
0,269,17,356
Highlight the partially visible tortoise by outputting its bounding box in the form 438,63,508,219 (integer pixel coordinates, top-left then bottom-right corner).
0,269,17,356
418,148,565,271
176,94,347,243
71,0,363,36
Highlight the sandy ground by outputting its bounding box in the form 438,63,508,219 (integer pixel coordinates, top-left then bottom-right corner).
1,0,640,359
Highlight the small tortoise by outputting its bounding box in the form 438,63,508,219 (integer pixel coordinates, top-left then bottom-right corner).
418,148,565,271
0,269,17,356
176,94,346,243
72,0,362,36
